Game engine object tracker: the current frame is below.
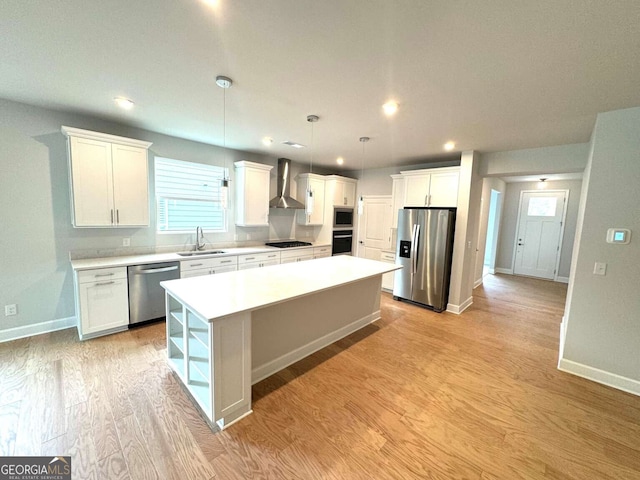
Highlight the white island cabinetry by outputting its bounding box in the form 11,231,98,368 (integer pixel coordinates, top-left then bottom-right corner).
235,161,273,227
161,256,399,430
75,266,129,340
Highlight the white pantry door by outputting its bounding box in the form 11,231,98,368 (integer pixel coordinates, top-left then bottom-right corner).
513,190,567,279
357,196,393,260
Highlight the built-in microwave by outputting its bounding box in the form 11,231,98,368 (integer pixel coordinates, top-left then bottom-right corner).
333,207,354,229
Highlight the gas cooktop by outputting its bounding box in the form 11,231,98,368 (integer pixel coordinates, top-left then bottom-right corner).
265,241,313,248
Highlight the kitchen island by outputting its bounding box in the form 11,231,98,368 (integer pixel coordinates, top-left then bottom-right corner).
161,255,400,430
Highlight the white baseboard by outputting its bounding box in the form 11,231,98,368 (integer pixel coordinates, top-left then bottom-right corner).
556,276,569,284
494,267,513,275
473,277,483,289
446,296,473,315
0,316,76,343
558,358,640,397
251,310,380,385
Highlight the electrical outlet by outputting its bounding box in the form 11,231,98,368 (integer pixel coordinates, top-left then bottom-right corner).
593,262,607,276
122,238,130,247
5,304,17,316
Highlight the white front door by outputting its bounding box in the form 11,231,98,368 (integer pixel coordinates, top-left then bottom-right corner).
357,196,393,260
513,190,567,279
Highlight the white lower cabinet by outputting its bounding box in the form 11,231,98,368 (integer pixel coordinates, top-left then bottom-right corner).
280,249,314,264
180,256,238,278
313,246,331,259
76,266,129,340
380,251,396,292
166,293,251,426
237,252,281,270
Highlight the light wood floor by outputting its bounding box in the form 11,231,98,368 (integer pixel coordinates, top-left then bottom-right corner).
2,274,640,479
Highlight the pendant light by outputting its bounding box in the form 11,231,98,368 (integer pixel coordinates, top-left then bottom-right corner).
216,75,232,209
306,115,319,215
357,136,369,216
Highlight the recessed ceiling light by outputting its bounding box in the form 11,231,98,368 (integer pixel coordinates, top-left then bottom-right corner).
382,101,398,116
282,141,306,149
114,97,134,110
444,141,456,151
336,157,344,165
262,137,273,146
201,0,219,7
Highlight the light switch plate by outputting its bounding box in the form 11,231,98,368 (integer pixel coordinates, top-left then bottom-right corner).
5,304,17,316
593,262,607,275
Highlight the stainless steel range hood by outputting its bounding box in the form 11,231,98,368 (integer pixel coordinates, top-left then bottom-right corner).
269,158,305,209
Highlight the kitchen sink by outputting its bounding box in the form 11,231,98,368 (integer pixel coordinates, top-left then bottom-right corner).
177,250,226,257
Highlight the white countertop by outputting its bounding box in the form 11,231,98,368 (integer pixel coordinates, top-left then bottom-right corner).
70,243,330,271
161,255,401,322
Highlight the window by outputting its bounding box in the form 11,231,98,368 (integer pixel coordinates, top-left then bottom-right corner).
155,157,227,232
527,196,557,217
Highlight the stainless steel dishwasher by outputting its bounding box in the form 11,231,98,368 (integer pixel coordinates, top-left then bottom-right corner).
127,262,180,325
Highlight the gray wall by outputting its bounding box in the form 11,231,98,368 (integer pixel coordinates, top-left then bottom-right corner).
495,179,582,278
562,106,640,381
0,98,332,331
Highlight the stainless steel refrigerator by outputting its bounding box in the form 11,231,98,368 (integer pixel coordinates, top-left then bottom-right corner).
393,207,456,312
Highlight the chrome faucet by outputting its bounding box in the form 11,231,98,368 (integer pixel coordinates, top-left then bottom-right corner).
195,226,206,251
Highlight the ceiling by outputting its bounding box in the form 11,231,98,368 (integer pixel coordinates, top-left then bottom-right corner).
2,1,639,170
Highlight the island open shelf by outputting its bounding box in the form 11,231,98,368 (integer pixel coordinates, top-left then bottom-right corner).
162,255,400,430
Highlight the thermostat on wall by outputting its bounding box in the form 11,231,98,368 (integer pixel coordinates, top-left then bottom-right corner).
606,228,631,244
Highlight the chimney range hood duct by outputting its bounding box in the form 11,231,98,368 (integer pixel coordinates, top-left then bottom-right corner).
269,158,305,209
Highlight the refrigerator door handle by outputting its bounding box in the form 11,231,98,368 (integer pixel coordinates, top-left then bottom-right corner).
411,224,420,274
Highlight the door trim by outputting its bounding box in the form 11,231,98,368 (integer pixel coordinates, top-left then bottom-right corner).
511,189,569,281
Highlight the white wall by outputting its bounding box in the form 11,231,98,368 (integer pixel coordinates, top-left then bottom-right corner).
480,143,589,177
560,106,640,387
495,179,582,278
0,98,332,332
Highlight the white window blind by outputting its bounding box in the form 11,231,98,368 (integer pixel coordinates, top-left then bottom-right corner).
155,157,227,232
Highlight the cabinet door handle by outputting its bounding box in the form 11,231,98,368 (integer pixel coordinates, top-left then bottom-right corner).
268,254,277,258
245,257,255,261
116,209,120,224
220,260,232,264
111,209,114,224
190,263,204,267
94,272,114,278
95,281,115,286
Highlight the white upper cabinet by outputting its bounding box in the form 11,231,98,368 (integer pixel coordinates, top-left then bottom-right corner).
296,173,325,226
326,175,357,207
400,167,459,208
428,171,460,207
234,161,273,227
62,126,151,228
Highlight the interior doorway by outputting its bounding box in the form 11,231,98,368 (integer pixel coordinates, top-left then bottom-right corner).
483,189,502,275
356,195,393,260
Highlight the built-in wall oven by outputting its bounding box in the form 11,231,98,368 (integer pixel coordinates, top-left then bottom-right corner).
332,229,353,256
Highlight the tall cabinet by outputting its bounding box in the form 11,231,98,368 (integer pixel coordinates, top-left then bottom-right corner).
62,126,152,227
234,161,273,227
